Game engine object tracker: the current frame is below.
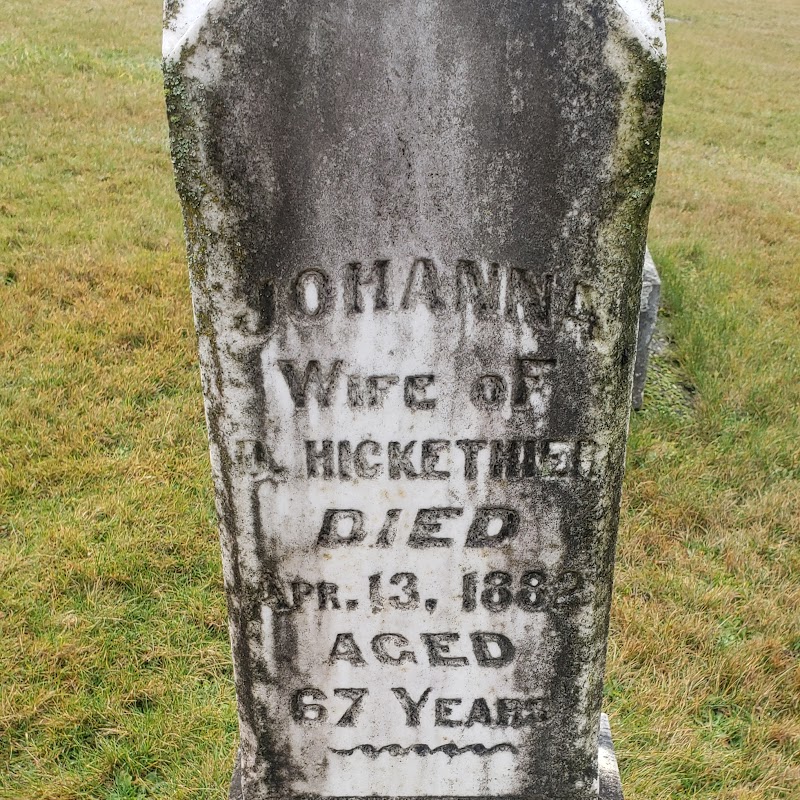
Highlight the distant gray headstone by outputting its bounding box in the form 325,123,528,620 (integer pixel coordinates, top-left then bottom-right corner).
164,2,666,799
632,248,662,410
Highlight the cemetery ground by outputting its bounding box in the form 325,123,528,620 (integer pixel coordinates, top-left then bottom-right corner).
0,0,797,798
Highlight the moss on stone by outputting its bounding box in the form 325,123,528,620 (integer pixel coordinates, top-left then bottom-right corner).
163,0,182,27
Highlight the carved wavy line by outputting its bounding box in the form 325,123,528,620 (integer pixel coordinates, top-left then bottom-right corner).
330,743,518,758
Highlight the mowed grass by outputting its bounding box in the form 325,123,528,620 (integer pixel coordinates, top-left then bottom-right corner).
0,2,234,798
0,0,797,798
609,2,800,798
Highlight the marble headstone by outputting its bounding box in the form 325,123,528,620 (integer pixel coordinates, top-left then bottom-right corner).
164,2,666,798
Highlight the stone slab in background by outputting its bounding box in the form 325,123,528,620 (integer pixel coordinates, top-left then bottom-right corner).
164,1,665,798
632,248,662,411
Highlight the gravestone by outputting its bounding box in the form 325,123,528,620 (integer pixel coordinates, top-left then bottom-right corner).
163,2,666,799
632,248,662,411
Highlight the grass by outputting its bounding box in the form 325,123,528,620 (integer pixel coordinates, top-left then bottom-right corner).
0,0,797,798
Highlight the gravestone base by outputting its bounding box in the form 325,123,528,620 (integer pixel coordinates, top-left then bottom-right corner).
598,714,625,800
227,763,239,800
228,713,624,800
227,762,241,800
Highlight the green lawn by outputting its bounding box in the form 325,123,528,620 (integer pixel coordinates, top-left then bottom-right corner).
0,1,798,798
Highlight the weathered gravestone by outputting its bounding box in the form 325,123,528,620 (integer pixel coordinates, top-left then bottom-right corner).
163,2,666,799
